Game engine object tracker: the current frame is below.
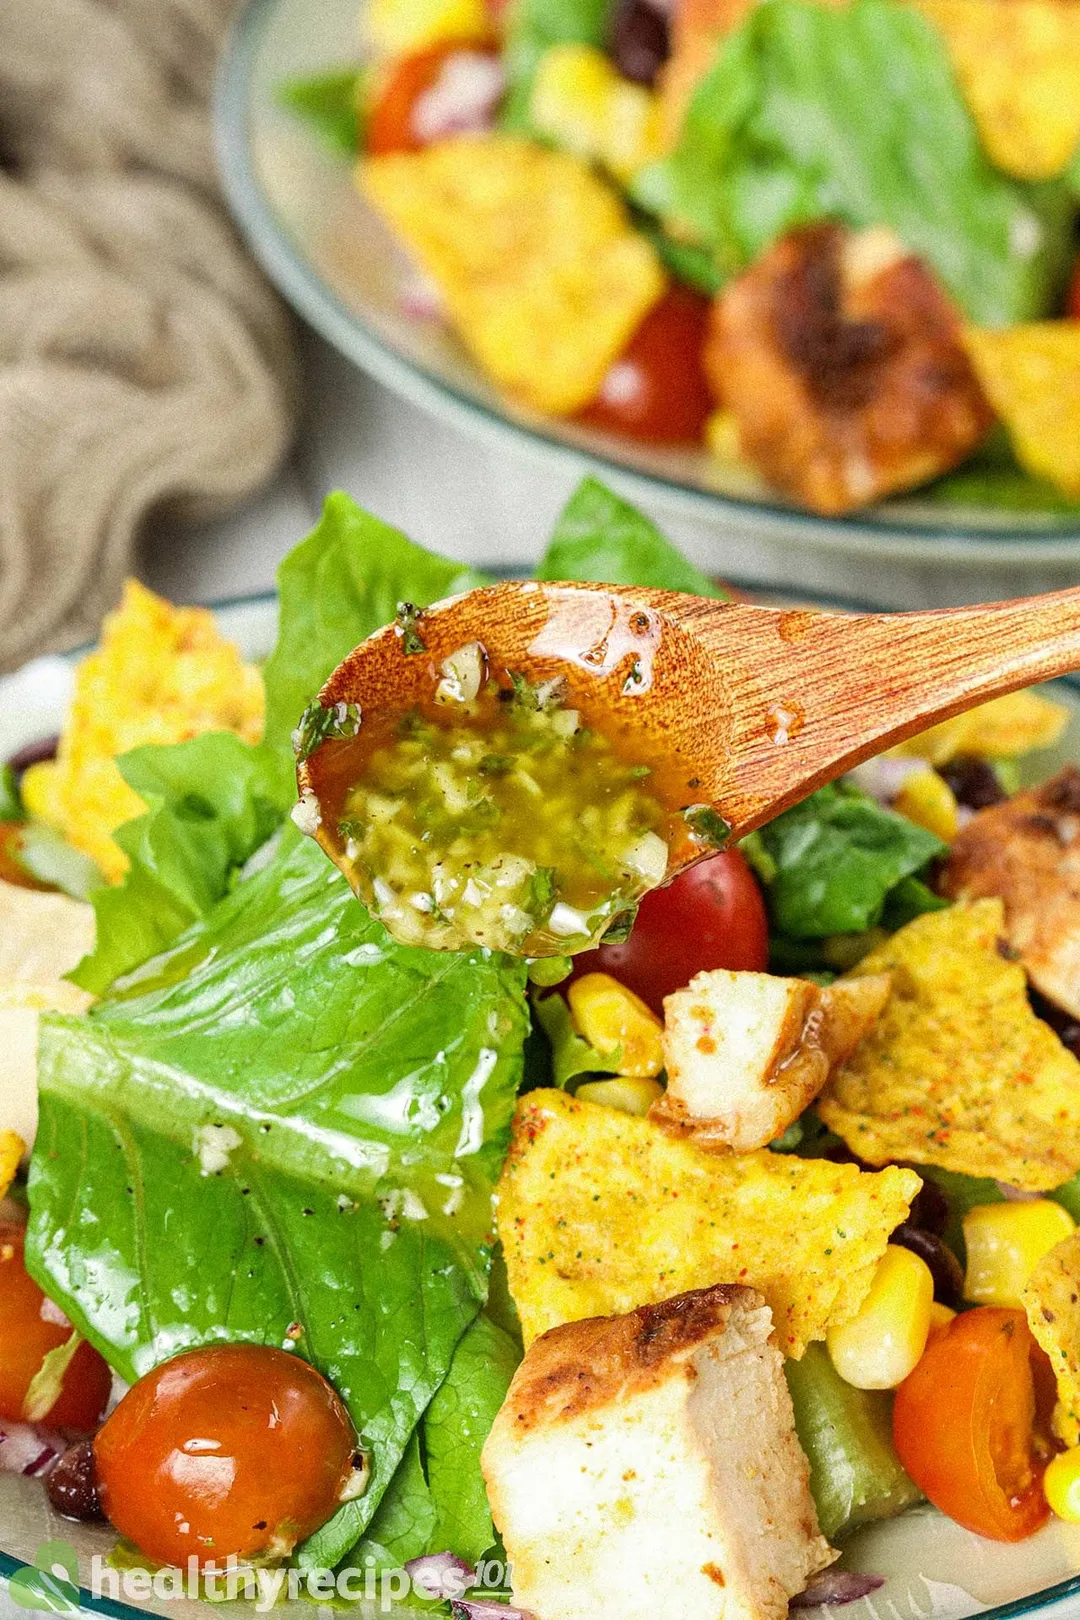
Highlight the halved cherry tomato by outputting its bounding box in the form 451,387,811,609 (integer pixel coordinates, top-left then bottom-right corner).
571,848,769,1016
94,1343,359,1568
1068,259,1080,321
892,1306,1053,1542
577,286,714,445
367,41,496,155
0,1223,111,1430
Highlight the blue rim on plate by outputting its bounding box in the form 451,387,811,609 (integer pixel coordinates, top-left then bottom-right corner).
5,588,1080,1618
213,0,1080,568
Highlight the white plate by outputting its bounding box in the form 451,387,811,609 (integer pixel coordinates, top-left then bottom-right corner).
4,592,1080,1618
214,0,1080,570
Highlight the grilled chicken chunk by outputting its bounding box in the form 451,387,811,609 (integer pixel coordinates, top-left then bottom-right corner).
705,223,994,515
940,767,1080,1018
654,969,891,1152
481,1283,835,1620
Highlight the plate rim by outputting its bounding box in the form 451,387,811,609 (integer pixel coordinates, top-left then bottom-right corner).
4,585,1080,1619
212,0,1080,569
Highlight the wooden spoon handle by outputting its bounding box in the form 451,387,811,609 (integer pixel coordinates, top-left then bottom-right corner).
658,586,1080,833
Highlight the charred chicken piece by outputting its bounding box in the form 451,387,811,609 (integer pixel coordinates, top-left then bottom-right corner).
705,223,994,515
940,766,1080,1020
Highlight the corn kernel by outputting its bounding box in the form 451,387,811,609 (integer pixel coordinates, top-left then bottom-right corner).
927,1301,956,1345
576,1076,664,1116
530,44,662,182
568,972,664,1077
827,1243,934,1390
1045,1447,1080,1522
963,1199,1076,1308
893,769,959,843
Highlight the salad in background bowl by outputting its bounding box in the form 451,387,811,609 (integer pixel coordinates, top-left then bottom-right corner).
275,0,1080,521
5,481,1080,1616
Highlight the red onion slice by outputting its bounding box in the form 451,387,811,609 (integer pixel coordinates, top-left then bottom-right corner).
0,1422,64,1477
6,735,60,777
411,52,505,144
451,1602,536,1620
847,756,927,805
405,1553,477,1600
792,1571,885,1607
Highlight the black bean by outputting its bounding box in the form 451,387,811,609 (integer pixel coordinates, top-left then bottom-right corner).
1031,987,1080,1060
45,1438,104,1522
6,735,60,778
906,1174,950,1237
891,1224,965,1309
939,755,1006,812
610,0,670,86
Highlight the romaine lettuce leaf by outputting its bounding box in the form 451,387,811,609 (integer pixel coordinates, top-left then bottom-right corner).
424,1313,521,1563
635,0,1074,326
71,733,279,994
261,492,490,803
532,988,621,1086
500,0,612,130
537,477,726,597
740,781,944,938
278,71,362,155
29,827,529,1567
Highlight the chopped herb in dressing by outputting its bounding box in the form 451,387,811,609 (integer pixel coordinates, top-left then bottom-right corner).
321,663,672,956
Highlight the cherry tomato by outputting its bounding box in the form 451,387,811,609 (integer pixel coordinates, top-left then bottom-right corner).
577,287,715,445
94,1343,359,1568
572,849,769,1016
0,1223,111,1430
892,1306,1053,1542
1068,259,1080,321
367,41,496,155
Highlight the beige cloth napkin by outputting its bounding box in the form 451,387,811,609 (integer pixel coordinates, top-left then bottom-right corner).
0,0,297,672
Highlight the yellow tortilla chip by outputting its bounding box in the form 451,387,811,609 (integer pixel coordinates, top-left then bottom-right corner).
0,1131,24,1200
497,1087,920,1356
360,135,665,415
1024,1231,1080,1445
21,580,264,885
820,900,1080,1190
962,325,1080,500
363,0,489,55
913,0,1080,180
891,689,1069,765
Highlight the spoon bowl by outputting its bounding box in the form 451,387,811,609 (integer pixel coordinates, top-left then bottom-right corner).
297,579,1080,946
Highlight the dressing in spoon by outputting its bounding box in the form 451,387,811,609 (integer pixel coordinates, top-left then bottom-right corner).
295,581,1080,956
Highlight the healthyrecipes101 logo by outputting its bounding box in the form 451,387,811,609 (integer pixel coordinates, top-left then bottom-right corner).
7,1540,514,1613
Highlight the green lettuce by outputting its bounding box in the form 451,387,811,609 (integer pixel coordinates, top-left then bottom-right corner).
500,0,612,130
635,0,1074,325
424,1313,521,1563
537,477,726,596
741,781,944,938
532,988,621,1086
29,826,529,1567
71,734,279,994
278,71,362,155
262,492,489,802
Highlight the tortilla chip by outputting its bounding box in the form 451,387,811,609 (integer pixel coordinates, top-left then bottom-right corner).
360,135,665,414
363,0,489,55
21,580,264,885
1024,1231,1080,1445
820,900,1080,1191
497,1087,920,1355
890,689,1069,765
961,325,1080,501
0,1131,24,1200
913,0,1080,181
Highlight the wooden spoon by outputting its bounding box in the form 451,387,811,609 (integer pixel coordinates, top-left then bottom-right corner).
299,579,1080,868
